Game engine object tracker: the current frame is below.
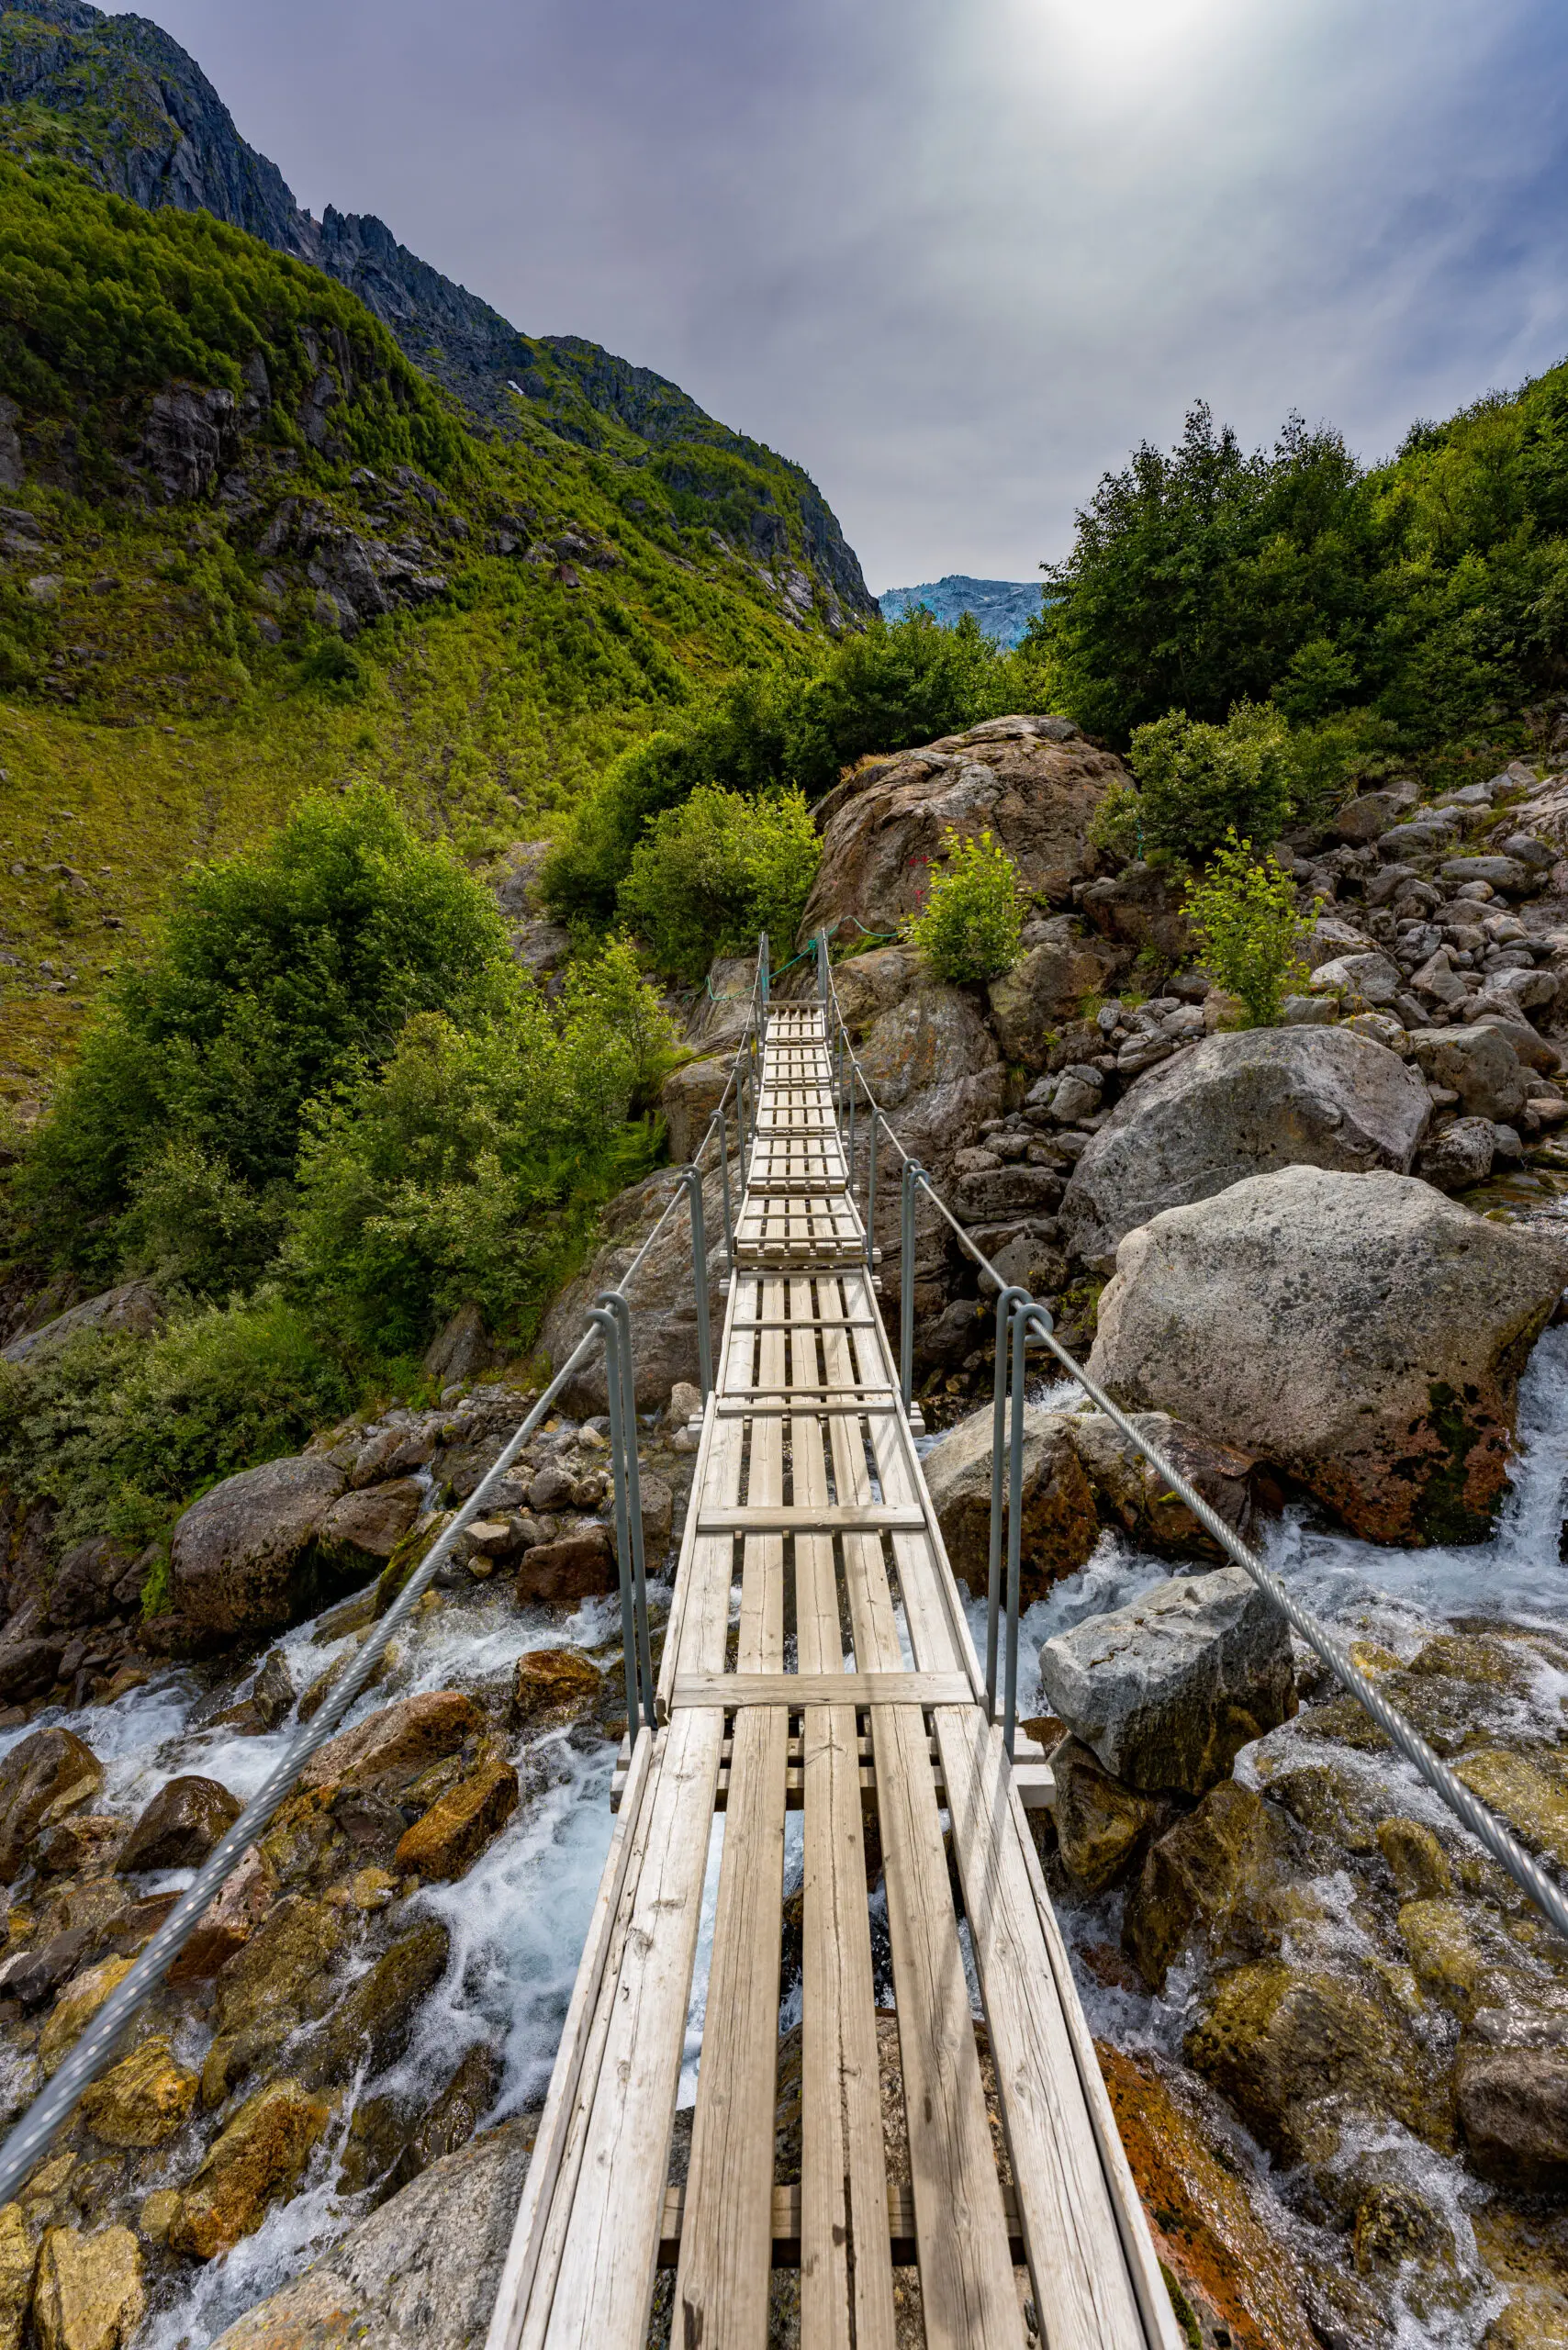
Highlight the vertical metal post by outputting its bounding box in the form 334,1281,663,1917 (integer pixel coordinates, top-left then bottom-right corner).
679,1166,713,1399
866,1109,879,1274
899,1158,924,1411
817,926,829,1003
986,1283,1033,1726
846,1050,857,1194
759,931,769,1015
1004,1299,1030,1761
713,1106,735,1267
598,1292,655,1729
587,1306,644,1736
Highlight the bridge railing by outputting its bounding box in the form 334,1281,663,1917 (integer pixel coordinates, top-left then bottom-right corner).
0,949,771,2204
812,926,1568,1947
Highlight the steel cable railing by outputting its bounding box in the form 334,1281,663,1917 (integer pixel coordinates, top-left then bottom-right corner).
0,951,772,2205
813,929,1568,1946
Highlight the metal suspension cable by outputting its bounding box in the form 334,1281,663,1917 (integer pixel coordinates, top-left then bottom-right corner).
818,950,1568,1946
0,960,768,2205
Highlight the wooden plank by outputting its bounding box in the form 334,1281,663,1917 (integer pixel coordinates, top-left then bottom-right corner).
936,1704,1148,2348
674,1670,971,1708
676,1285,789,2345
657,2182,1026,2267
696,1503,925,1535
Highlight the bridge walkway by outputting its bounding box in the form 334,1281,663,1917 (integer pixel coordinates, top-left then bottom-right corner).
487,1002,1180,2350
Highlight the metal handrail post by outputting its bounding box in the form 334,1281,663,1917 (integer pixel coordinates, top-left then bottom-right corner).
759,931,769,1014
712,1108,735,1267
986,1284,1034,1724
846,1050,857,1192
817,926,829,1002
899,1158,924,1410
587,1305,644,1736
678,1165,714,1398
597,1292,655,1727
1003,1301,1027,1759
865,1107,879,1274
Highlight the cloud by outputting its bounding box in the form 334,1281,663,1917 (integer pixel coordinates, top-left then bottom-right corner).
142,0,1568,587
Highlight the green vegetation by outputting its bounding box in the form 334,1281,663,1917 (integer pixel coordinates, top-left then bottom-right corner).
1035,383,1568,760
619,785,820,980
1126,701,1297,859
908,829,1024,985
1183,833,1312,1028
543,611,1051,927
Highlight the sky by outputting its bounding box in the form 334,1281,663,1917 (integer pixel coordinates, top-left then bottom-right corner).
137,0,1568,592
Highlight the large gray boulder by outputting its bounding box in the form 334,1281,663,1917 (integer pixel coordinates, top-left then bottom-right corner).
1037,1566,1294,1796
856,983,996,1109
540,1164,724,1412
924,1404,1098,1604
1089,1166,1568,1544
2,1280,161,1364
171,1455,348,1637
1060,1027,1430,1270
209,2119,532,2349
1406,1025,1528,1121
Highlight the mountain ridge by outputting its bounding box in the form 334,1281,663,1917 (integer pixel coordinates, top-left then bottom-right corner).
879,574,1042,646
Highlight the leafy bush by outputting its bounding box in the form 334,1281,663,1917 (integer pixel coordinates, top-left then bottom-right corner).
14,784,513,1281
1128,701,1296,860
284,940,670,1350
1184,833,1310,1028
0,1295,353,1553
618,784,820,979
908,829,1024,983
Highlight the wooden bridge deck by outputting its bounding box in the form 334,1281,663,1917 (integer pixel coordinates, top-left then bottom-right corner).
488,1005,1179,2350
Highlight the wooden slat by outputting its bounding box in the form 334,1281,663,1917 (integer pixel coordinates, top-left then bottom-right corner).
695,1503,925,1534
673,1670,971,1708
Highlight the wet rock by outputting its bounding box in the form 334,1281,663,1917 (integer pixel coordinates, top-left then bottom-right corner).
1038,1566,1294,1797
116,1774,241,1873
1377,1817,1453,1900
248,1648,296,1729
0,1639,65,1705
1,1281,160,1366
38,1956,134,2077
1406,1024,1528,1121
297,1630,395,1724
1088,1165,1568,1543
512,1647,603,1727
0,2202,32,2350
295,1919,451,2089
1123,1781,1299,1989
35,1816,123,1877
1458,2042,1568,2191
395,1756,519,1879
170,2079,331,2259
299,1692,481,1796
923,1405,1097,1603
351,1424,438,1490
206,2118,532,2350
1049,1739,1160,1896
660,1055,730,1164
1185,1958,1454,2164
1059,1028,1430,1270
798,714,1117,939
208,1894,356,2086
985,923,1127,1068
1095,2042,1316,2350
170,1454,348,1637
1070,1410,1271,1555
166,1847,274,1984
1453,1748,1568,1869
79,2037,196,2148
33,2223,142,2350
0,1730,103,1881
316,1481,425,1565
513,1525,615,1601
0,1925,94,2007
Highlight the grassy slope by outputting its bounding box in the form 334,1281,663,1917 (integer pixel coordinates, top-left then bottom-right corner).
0,151,830,1114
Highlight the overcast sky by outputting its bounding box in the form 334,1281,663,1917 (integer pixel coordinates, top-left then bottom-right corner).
139,0,1568,592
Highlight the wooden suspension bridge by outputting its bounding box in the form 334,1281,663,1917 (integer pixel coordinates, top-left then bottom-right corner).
487,1002,1181,2350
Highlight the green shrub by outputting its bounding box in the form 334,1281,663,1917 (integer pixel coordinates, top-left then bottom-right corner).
14,783,513,1281
0,1295,353,1553
1183,832,1310,1027
908,828,1024,983
1128,701,1296,860
618,784,820,979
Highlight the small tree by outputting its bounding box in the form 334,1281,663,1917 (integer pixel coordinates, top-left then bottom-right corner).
1129,700,1295,859
908,829,1024,984
618,784,820,980
1184,832,1310,1028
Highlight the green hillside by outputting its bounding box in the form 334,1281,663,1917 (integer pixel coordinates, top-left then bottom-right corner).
0,148,831,1117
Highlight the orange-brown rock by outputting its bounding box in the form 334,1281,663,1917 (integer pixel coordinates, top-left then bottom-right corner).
511,1648,603,1728
166,1847,275,1984
316,1480,425,1564
0,1729,103,1883
396,1756,519,1880
1097,2042,1316,2350
170,2079,330,2259
512,1527,615,1603
298,1691,480,1796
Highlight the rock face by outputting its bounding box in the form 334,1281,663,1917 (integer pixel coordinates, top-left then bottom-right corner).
1070,1411,1270,1555
207,2120,532,2350
33,2224,143,2350
985,920,1127,1068
1038,1567,1294,1796
117,1774,241,1873
539,1164,724,1410
300,1691,480,1795
80,2038,197,2147
856,985,998,1110
0,1729,103,1883
1,1280,161,1364
659,1056,730,1164
1059,1028,1430,1270
170,1454,349,1637
798,714,1125,940
395,1756,519,1879
171,2078,332,2258
923,1405,1098,1603
1089,1166,1568,1542
315,1482,424,1565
